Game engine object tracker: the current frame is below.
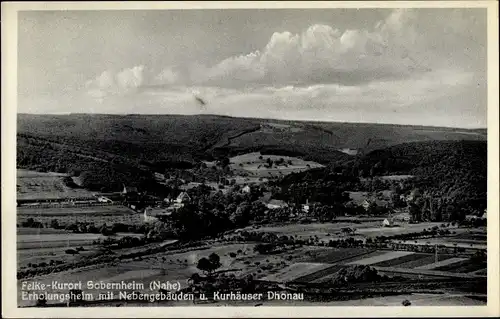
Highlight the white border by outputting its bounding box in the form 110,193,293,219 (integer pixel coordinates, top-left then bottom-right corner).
2,1,499,318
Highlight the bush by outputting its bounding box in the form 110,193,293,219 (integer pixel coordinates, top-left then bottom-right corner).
65,249,79,255
229,252,237,258
402,299,411,306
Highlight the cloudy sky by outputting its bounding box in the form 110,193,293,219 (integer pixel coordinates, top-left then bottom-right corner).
18,8,487,128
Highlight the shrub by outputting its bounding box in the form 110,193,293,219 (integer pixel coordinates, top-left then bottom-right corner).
402,299,411,306
229,252,237,258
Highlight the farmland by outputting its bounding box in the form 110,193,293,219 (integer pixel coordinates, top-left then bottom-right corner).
14,114,488,307
229,152,324,178
17,205,135,216
261,263,333,282
17,169,95,200
346,251,415,266
239,221,451,242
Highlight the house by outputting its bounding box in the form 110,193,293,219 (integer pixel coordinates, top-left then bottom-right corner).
143,207,173,223
176,192,191,204
382,218,394,227
122,185,138,195
465,214,479,221
360,198,389,211
406,189,421,202
97,196,113,203
393,212,411,223
302,199,319,213
361,200,371,211
242,185,251,194
266,199,288,210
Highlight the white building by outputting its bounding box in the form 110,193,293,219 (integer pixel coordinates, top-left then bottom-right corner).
175,192,191,204
382,218,394,227
266,199,288,210
242,185,251,194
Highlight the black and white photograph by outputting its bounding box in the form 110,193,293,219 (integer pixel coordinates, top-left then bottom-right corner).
2,1,499,317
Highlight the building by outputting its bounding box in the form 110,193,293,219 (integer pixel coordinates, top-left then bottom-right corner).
175,192,191,204
17,205,142,226
122,185,138,195
143,207,173,223
360,198,389,211
266,199,288,210
242,185,251,194
301,199,319,213
393,212,411,223
97,196,113,203
382,218,394,227
465,214,479,221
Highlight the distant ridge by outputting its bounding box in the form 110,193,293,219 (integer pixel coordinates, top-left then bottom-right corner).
17,113,488,132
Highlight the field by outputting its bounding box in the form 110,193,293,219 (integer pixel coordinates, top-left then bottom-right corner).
346,251,415,265
241,221,449,242
229,152,324,178
415,258,468,270
17,205,135,216
17,226,144,267
399,237,486,250
301,248,375,264
18,114,486,171
260,262,333,282
17,169,95,200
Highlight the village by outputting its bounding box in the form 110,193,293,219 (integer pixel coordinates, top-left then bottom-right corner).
16,152,487,308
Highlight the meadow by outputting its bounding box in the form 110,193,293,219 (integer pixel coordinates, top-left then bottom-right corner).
17,169,95,200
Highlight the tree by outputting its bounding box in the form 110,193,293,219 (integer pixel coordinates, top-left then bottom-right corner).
208,253,221,269
196,254,221,276
402,299,411,306
50,219,60,229
254,243,276,254
188,273,202,285
196,258,213,275
65,249,79,255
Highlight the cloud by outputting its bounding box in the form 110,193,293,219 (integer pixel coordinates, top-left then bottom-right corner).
74,8,484,128
182,8,433,87
85,65,145,100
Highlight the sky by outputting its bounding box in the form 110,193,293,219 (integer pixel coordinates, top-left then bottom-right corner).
18,8,487,128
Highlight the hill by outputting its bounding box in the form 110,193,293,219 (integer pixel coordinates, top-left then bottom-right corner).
16,114,487,192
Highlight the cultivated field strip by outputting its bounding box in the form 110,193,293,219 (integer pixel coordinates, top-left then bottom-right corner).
415,257,468,270
261,262,331,282
303,248,375,264
292,265,344,283
435,260,487,273
394,255,447,269
372,266,487,279
346,251,414,265
370,253,424,267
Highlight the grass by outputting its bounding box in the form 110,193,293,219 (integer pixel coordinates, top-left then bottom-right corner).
17,205,135,216
415,258,468,270
17,227,70,235
435,259,487,273
229,152,323,177
260,262,332,282
372,253,433,268
17,169,94,200
303,248,375,264
292,264,344,283
247,221,449,241
346,251,415,266
394,255,454,269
